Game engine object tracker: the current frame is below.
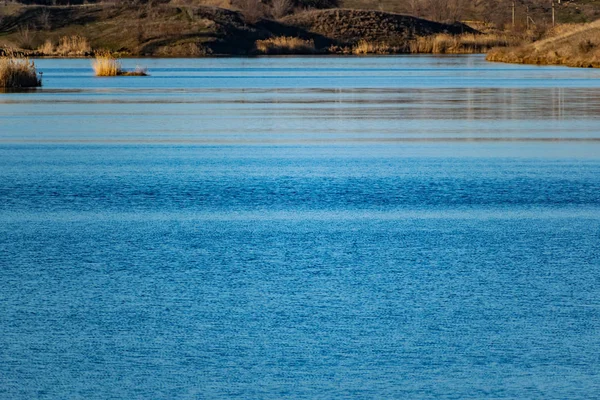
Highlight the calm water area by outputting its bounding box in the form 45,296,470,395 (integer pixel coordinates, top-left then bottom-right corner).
1,55,600,398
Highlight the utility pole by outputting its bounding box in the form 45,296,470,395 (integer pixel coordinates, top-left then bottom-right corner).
526,5,530,30
552,0,555,27
512,1,516,28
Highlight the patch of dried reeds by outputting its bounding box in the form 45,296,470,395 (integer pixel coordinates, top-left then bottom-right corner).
92,52,147,77
352,40,398,55
37,36,92,57
92,53,122,76
255,36,315,54
56,35,91,56
410,33,515,54
0,57,42,88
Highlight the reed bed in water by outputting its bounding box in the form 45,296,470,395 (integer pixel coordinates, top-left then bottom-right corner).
92,53,147,76
0,57,41,88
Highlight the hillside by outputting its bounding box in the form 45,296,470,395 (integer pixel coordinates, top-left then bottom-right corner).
0,4,478,56
280,9,475,47
487,19,600,67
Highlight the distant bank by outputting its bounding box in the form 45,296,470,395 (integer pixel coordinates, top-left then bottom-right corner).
488,19,600,68
0,4,513,57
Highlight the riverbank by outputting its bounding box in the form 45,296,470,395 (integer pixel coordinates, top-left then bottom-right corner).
487,20,600,68
0,4,513,57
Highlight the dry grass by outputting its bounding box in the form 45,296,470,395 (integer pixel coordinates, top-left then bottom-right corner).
92,53,148,77
255,36,316,54
37,40,54,56
352,40,398,55
330,34,516,55
410,33,516,54
37,36,91,57
0,57,41,88
487,20,600,68
56,36,91,57
92,53,122,76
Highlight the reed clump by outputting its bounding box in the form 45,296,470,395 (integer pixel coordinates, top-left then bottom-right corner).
255,36,315,54
0,57,42,88
410,33,515,54
92,53,147,77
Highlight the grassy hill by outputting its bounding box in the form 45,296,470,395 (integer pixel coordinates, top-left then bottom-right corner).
0,4,479,56
487,19,600,67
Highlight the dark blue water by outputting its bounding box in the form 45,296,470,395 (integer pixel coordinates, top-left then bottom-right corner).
1,56,600,399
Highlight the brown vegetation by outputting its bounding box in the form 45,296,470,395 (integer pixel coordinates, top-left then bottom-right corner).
342,0,600,28
352,40,396,54
410,33,516,54
0,57,41,88
255,36,316,54
341,33,515,55
92,53,147,76
280,9,475,47
36,35,91,56
486,20,600,68
271,0,294,19
0,3,519,57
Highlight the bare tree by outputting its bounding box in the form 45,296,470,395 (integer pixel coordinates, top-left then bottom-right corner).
271,0,293,19
38,8,51,30
18,25,34,49
237,0,267,23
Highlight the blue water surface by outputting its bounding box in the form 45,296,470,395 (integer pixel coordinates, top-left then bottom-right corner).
1,55,600,399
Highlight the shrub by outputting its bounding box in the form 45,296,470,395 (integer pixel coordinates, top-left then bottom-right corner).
0,57,42,88
271,0,294,19
237,0,268,23
579,39,595,53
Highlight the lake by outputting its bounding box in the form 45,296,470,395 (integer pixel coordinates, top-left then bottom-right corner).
1,55,600,399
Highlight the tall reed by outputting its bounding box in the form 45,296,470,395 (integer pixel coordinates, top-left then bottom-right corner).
37,36,92,56
255,37,315,54
410,33,514,54
92,53,147,77
56,35,91,56
352,40,396,54
92,53,122,76
0,57,42,88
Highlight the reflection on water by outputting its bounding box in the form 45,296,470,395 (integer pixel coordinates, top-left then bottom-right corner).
1,56,600,399
1,56,600,144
